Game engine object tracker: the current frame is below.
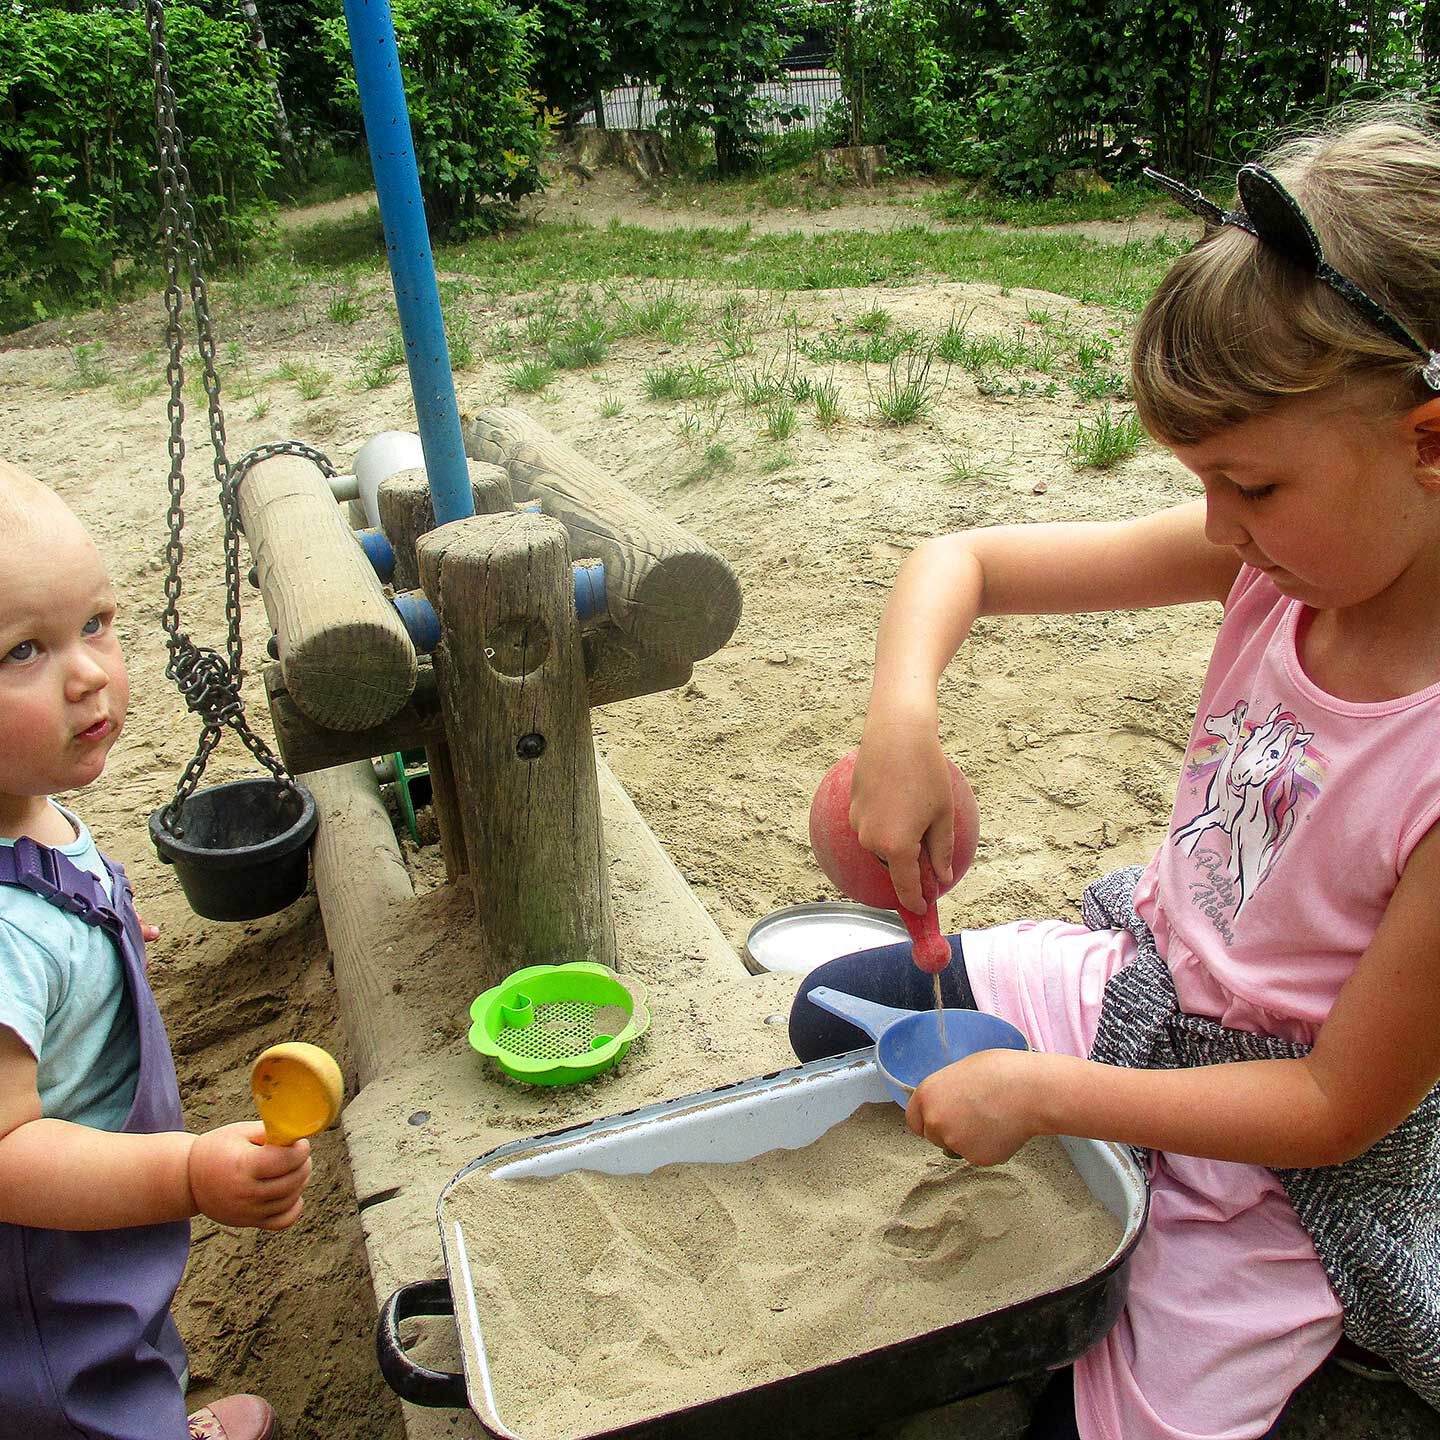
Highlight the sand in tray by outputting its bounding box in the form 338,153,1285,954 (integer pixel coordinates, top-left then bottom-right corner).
449,1104,1122,1440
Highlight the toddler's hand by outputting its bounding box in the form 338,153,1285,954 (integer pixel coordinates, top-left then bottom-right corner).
188,1121,313,1231
905,1050,1036,1166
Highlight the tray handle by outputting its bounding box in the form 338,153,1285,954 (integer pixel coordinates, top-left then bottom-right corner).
376,1277,469,1408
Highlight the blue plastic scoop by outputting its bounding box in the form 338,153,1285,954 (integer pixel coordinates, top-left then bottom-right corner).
806,986,1028,1106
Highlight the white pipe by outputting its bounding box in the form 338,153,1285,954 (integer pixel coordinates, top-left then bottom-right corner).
352,431,426,529
328,472,360,503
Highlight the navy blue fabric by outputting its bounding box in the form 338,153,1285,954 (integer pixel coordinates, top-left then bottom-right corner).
1026,1368,1082,1440
0,838,191,1440
788,935,976,1062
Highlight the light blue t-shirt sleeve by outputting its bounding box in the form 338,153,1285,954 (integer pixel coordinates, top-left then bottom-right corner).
0,912,53,1059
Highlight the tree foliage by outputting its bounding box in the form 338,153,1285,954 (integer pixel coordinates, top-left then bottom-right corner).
632,0,801,173
318,0,555,237
0,4,278,328
528,0,618,126
801,0,1433,188
253,0,354,155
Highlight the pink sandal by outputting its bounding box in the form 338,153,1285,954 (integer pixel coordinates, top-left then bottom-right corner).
188,1394,278,1440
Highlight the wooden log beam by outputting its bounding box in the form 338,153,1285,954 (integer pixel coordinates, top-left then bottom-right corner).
265,661,443,775
263,637,691,775
460,406,742,665
418,512,616,985
238,454,417,731
305,760,418,1089
583,630,691,705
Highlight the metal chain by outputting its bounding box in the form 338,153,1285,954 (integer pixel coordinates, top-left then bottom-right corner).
144,0,327,835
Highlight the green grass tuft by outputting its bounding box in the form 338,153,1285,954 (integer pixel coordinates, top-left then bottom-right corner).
327,289,363,326
505,359,557,394
814,378,845,429
762,399,797,441
644,363,716,401
869,351,942,426
1070,407,1145,467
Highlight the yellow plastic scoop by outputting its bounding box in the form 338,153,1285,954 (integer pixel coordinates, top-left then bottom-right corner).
251,1042,344,1145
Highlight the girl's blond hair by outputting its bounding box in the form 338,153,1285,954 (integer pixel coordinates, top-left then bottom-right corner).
1132,105,1440,445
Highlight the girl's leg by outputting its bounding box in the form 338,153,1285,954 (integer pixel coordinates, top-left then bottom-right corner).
787,936,976,1061
1073,1151,1340,1440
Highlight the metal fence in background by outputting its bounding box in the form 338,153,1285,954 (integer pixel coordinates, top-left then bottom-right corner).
573,63,844,136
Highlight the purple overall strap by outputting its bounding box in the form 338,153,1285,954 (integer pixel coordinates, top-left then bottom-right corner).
0,835,124,937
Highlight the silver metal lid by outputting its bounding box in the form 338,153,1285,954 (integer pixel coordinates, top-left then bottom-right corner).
743,902,910,976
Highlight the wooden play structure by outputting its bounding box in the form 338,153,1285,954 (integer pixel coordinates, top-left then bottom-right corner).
136,3,1077,1434
243,408,743,1087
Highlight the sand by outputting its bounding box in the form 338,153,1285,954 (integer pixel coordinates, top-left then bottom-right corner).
8,168,1430,1437
451,1107,1120,1440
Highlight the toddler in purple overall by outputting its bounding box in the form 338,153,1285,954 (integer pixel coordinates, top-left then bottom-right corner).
0,461,312,1440
0,839,193,1437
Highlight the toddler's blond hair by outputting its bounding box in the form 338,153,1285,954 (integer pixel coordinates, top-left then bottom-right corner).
1132,104,1440,445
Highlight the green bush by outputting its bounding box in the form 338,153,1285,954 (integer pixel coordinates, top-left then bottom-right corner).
528,0,615,125
319,0,554,238
252,0,355,160
0,5,279,329
635,0,799,174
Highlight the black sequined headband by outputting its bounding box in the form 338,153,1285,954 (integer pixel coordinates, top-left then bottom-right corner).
1145,163,1440,392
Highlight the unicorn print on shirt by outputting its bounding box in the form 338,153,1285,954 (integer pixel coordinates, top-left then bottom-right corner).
1172,700,1317,919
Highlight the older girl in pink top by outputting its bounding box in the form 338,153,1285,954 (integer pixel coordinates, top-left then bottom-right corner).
796,110,1440,1439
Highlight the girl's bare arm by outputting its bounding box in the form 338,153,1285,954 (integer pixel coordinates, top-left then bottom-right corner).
858,500,1240,911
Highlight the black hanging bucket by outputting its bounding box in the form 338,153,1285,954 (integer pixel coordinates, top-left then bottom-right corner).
149,779,318,922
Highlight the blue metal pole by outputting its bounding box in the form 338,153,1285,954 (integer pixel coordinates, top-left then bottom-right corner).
340,0,474,527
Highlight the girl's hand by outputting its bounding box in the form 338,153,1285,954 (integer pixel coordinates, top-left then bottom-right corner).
137,914,159,943
188,1121,313,1231
905,1049,1039,1166
851,721,956,914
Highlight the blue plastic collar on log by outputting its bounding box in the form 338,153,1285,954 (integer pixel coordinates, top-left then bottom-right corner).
392,592,442,654
574,561,606,623
340,0,474,528
390,564,607,655
356,527,396,582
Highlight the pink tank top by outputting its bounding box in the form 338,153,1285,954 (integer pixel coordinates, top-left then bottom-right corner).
1135,565,1440,1045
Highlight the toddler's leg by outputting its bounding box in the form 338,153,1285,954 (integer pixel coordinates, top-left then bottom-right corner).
788,937,975,1061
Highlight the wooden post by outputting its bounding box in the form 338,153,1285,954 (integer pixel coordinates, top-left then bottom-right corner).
376,462,514,880
238,454,416,730
418,512,615,986
375,462,514,589
263,642,691,774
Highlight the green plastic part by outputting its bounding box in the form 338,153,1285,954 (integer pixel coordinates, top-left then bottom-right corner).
467,962,650,1086
386,749,431,844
